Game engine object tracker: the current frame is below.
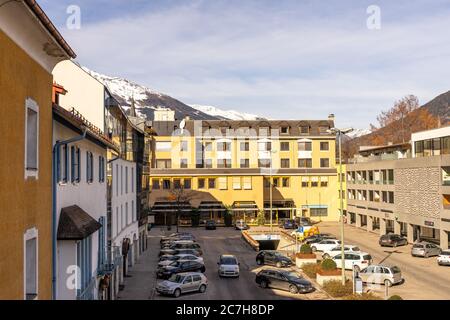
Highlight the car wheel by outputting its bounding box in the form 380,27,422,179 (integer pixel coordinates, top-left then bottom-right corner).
260,280,268,288
276,262,282,268
200,266,206,273
199,284,207,293
256,259,263,265
311,247,317,252
384,279,392,287
289,285,299,294
173,288,181,298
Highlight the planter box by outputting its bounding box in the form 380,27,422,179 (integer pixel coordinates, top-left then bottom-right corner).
295,257,317,268
316,273,342,286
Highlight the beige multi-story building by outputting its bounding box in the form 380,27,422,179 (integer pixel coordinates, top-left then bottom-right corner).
147,115,342,226
346,126,450,250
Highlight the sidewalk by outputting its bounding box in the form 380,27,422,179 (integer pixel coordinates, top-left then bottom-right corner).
117,228,162,300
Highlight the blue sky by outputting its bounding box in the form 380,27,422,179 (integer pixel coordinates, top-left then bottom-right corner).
40,0,450,128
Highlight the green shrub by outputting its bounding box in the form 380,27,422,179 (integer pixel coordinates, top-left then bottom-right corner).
344,293,382,300
321,258,337,271
301,263,319,278
322,280,353,298
300,243,312,254
388,295,403,300
256,211,266,226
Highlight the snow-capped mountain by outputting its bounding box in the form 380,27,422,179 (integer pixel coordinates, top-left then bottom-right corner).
82,67,218,121
189,104,265,121
345,128,372,139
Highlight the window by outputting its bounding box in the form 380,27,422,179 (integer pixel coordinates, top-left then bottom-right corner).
184,179,191,189
388,191,394,204
217,142,231,151
280,126,289,134
240,159,250,168
264,178,270,188
282,177,290,187
301,177,309,187
25,98,39,178
311,177,319,187
58,144,69,183
320,158,330,168
98,156,105,183
131,168,134,192
132,201,135,221
415,141,424,157
24,228,38,300
298,141,312,151
173,179,181,189
76,235,92,298
162,179,171,189
204,159,212,168
243,177,252,190
320,142,329,151
203,141,213,151
156,159,171,169
258,141,272,151
155,141,171,151
152,179,160,189
217,159,231,168
115,207,119,235
300,126,309,134
86,151,93,183
125,167,128,193
198,178,205,189
298,159,312,168
442,136,450,155
281,158,290,168
218,177,227,190
240,142,249,151
320,177,328,187
180,159,188,168
272,177,279,187
71,146,80,183
125,202,129,225
208,178,216,189
433,138,441,156
258,159,271,168
280,142,290,151
232,177,241,190
116,164,119,196
310,208,328,217
180,141,188,152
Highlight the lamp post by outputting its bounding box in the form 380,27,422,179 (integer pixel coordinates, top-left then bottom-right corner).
327,127,353,285
269,148,278,233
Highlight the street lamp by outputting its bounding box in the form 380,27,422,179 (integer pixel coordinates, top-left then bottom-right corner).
327,127,353,285
269,149,278,233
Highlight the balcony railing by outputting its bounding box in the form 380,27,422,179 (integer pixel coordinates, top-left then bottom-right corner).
77,277,96,300
98,246,122,275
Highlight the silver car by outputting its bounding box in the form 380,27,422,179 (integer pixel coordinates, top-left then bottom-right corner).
358,264,403,287
156,272,208,297
411,242,441,258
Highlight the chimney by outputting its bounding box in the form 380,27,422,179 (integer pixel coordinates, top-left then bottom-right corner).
328,113,335,121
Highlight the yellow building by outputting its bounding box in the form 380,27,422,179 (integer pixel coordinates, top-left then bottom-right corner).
147,116,341,225
0,0,75,299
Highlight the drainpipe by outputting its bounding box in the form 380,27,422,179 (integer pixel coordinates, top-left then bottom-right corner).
52,127,87,300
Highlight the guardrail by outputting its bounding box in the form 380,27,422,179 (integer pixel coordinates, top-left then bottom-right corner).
241,231,260,251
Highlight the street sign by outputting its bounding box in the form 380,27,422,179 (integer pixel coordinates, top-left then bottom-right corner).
355,278,363,294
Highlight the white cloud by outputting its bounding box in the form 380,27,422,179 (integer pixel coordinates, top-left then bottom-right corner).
57,1,450,128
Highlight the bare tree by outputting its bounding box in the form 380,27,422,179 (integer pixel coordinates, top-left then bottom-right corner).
169,187,196,232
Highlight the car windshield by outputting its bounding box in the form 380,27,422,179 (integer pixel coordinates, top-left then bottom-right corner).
273,252,284,257
441,251,450,256
363,255,372,260
169,261,181,267
168,274,185,283
220,257,237,265
281,271,300,280
353,247,360,251
390,266,401,273
413,243,424,248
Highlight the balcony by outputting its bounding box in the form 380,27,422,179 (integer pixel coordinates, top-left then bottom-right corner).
76,277,96,300
98,246,122,275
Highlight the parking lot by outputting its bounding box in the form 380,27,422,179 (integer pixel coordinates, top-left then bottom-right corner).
118,226,328,300
318,222,450,300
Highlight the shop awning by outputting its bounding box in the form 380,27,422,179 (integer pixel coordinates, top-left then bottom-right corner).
198,201,226,211
151,201,192,212
57,205,102,240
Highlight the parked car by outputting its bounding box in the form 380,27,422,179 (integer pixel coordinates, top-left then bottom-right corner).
359,264,403,287
161,233,195,243
160,242,203,256
411,242,441,258
311,239,341,252
217,254,240,277
332,252,373,272
159,248,202,257
255,269,314,294
161,239,195,249
322,245,361,259
256,250,293,268
156,272,208,297
235,220,249,230
295,217,312,226
379,233,407,247
157,260,206,279
159,254,180,262
437,250,450,266
279,219,297,229
158,254,204,267
205,220,217,230
303,234,336,245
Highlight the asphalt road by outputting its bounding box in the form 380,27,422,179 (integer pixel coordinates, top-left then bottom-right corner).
318,222,450,300
151,227,326,300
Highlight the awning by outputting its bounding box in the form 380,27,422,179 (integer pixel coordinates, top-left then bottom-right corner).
151,201,192,212
57,205,102,240
264,199,295,207
198,201,226,211
232,201,258,208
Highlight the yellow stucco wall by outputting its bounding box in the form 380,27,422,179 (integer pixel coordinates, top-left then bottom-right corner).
0,30,53,299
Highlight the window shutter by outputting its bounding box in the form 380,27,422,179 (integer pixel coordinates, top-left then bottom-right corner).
71,146,75,182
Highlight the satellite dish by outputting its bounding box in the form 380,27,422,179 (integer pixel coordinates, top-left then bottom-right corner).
180,119,186,134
